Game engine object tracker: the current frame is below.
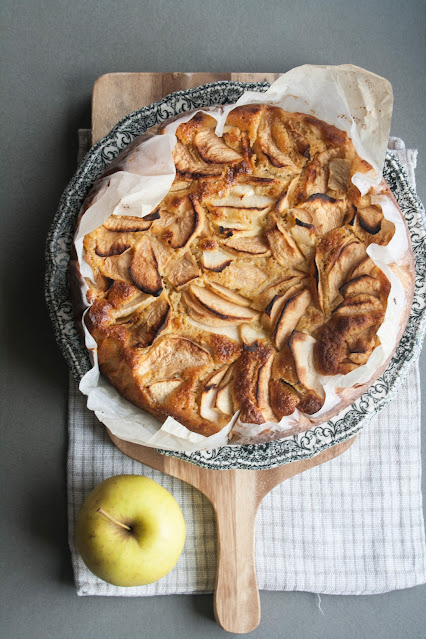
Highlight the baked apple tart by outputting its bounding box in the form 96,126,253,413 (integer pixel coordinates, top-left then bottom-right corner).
78,105,413,437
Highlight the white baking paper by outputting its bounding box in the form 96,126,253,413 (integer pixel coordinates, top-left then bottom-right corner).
75,64,408,451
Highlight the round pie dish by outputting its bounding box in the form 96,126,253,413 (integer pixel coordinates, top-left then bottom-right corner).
45,81,426,469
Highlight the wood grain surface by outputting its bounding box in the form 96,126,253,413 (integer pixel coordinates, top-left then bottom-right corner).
93,72,356,634
92,72,280,143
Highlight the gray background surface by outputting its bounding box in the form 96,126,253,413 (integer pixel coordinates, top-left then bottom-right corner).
1,1,425,637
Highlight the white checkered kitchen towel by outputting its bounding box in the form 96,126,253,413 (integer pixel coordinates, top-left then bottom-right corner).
68,135,426,596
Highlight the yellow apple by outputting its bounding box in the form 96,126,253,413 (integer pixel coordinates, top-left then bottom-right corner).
75,474,186,587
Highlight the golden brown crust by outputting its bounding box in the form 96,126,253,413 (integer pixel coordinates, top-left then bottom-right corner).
77,105,414,438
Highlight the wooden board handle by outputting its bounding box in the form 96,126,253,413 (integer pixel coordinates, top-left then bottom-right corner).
212,471,261,634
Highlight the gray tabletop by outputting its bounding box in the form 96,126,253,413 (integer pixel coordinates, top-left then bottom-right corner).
1,1,425,637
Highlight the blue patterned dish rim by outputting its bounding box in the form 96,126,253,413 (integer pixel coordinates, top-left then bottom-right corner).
45,81,426,470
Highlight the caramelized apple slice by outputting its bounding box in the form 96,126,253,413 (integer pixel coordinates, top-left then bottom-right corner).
222,235,270,255
200,366,229,421
349,256,376,279
239,323,268,345
95,229,133,257
316,232,366,313
334,293,383,316
304,148,339,197
103,214,154,232
202,248,234,272
215,382,234,416
194,129,243,164
164,251,200,289
183,291,250,327
339,275,381,298
288,331,324,399
357,205,383,235
130,297,170,348
147,379,182,403
130,237,162,296
255,351,276,422
214,363,236,416
100,249,133,283
266,225,304,266
272,288,312,349
293,194,345,235
206,282,252,306
258,114,298,169
172,141,222,176
162,198,204,249
189,285,258,323
262,283,304,329
327,158,350,193
137,336,212,379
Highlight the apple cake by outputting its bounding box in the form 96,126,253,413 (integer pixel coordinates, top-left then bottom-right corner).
78,105,414,437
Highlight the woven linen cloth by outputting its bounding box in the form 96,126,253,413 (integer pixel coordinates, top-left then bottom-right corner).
68,134,426,596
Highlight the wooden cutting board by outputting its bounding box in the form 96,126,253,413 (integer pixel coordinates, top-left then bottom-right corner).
92,72,356,634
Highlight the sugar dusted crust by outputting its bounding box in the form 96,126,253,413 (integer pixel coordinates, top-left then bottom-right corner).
78,105,414,438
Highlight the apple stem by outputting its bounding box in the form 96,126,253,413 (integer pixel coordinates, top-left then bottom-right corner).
97,507,132,531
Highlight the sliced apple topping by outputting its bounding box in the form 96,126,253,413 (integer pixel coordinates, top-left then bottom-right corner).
130,297,170,348
164,251,200,289
202,247,234,272
266,225,304,266
161,197,204,249
334,293,384,316
215,382,234,416
182,291,235,327
213,364,235,416
292,194,345,235
290,223,317,260
239,323,268,346
95,230,134,257
193,129,243,164
138,336,212,380
327,158,350,193
208,185,276,209
205,282,252,306
222,235,270,255
100,249,133,284
210,205,266,235
315,230,367,313
225,261,268,292
289,331,324,400
231,344,275,424
357,205,383,235
189,284,258,324
147,379,182,403
111,294,154,322
349,256,376,279
339,274,381,298
256,112,299,170
172,141,222,176
272,288,312,349
130,237,163,296
103,214,155,232
149,235,174,270
262,283,305,329
259,270,306,300
200,366,229,422
304,148,340,197
255,351,276,422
